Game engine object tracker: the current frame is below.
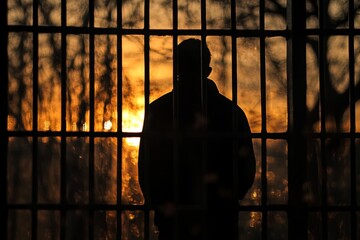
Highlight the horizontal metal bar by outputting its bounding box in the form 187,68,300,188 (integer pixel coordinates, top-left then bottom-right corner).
7,25,360,37
6,131,142,138
7,130,360,139
239,205,360,212
6,25,289,37
8,203,360,212
7,204,146,211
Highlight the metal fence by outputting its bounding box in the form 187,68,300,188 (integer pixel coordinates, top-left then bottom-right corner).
1,0,360,239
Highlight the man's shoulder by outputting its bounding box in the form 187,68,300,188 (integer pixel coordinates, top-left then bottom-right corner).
148,92,173,112
207,80,245,113
211,92,248,120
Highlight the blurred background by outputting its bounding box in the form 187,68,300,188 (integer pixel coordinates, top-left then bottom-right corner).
4,0,360,239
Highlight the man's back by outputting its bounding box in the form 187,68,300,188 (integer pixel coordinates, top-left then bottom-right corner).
138,38,255,240
139,79,255,240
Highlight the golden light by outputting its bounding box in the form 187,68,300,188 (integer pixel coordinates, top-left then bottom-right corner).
122,108,144,147
249,212,262,228
103,120,113,131
251,191,257,199
43,120,50,131
82,122,88,131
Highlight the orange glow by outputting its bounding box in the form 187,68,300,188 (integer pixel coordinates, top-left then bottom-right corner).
6,1,360,239
122,108,144,147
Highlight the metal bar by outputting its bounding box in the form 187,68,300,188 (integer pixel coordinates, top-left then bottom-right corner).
172,3,181,240
7,202,360,212
60,0,67,239
201,0,207,36
0,0,9,238
231,0,240,239
19,130,360,139
6,25,290,37
172,3,179,133
88,0,95,239
286,1,308,239
144,0,151,239
259,0,267,239
348,1,357,239
32,0,39,238
318,0,328,239
9,24,360,36
116,1,123,239
200,2,208,240
200,0,207,117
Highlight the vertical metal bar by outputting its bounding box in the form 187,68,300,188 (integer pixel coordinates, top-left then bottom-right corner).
200,0,206,34
173,0,178,33
32,0,39,239
172,2,180,239
144,0,150,239
200,2,208,240
348,1,357,239
230,1,239,239
259,0,267,239
172,3,179,130
0,0,9,239
144,0,150,109
169,0,180,239
286,1,308,239
60,0,67,239
173,0,179,125
200,47,208,240
200,0,207,116
116,1,123,239
318,0,328,239
230,0,238,109
88,0,95,239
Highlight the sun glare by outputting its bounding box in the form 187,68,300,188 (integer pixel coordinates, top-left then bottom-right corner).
103,120,113,131
122,109,144,147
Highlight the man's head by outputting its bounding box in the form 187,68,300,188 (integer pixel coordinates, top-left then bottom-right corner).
177,38,212,79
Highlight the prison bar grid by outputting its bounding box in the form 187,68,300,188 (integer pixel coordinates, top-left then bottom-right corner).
2,0,360,240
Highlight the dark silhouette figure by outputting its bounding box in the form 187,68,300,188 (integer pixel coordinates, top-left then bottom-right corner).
138,38,256,240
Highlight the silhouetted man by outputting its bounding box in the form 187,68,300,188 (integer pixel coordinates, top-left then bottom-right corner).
138,38,255,240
